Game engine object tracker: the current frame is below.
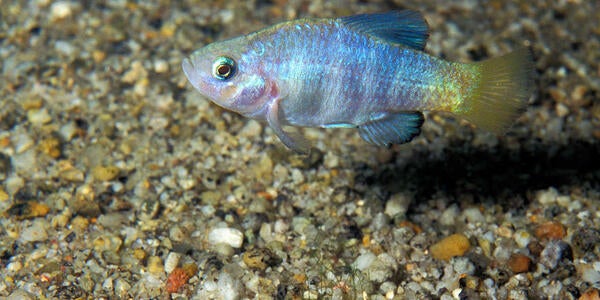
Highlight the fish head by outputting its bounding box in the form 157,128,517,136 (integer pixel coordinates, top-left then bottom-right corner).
182,37,274,117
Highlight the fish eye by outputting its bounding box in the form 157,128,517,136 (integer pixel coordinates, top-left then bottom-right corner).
212,56,236,80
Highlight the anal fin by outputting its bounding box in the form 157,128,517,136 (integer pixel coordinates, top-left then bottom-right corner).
358,112,424,147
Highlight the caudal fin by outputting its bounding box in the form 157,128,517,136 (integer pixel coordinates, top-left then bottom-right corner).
458,47,534,134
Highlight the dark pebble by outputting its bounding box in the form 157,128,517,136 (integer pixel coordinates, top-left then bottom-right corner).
572,228,600,253
540,240,573,270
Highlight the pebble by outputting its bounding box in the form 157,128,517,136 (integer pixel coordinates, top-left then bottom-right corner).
242,247,281,271
513,230,532,249
507,253,532,274
572,228,600,253
6,201,50,220
537,188,559,205
7,289,33,300
27,108,52,125
462,207,485,224
13,133,34,154
430,234,471,260
581,266,600,285
92,234,123,253
50,1,73,21
0,187,8,202
453,257,475,275
37,137,62,158
166,268,191,293
54,40,75,56
164,252,181,274
366,263,392,291
153,59,169,73
19,219,49,243
147,256,164,275
440,204,460,226
114,278,131,298
71,186,101,217
534,221,566,240
208,227,244,248
540,240,573,270
238,120,262,138
122,61,147,84
384,193,411,217
59,167,85,182
353,251,376,271
92,165,120,181
579,288,600,300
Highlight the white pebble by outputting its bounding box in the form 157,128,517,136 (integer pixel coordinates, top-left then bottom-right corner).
13,133,34,154
5,175,25,195
384,193,411,217
102,277,113,292
463,207,485,224
27,108,52,125
217,272,240,300
439,204,459,226
582,267,600,284
114,278,131,298
200,205,216,217
6,260,23,273
208,227,243,248
59,122,77,141
20,220,49,243
50,1,72,21
353,251,376,271
324,152,339,168
514,229,532,248
537,187,558,205
164,252,181,274
153,59,169,73
218,9,234,24
54,40,75,56
291,169,304,184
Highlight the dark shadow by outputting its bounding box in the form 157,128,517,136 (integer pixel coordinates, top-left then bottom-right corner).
354,138,600,203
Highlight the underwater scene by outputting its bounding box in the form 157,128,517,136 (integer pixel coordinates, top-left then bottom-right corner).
1,0,599,299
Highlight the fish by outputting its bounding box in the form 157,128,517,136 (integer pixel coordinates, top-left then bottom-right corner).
182,10,534,153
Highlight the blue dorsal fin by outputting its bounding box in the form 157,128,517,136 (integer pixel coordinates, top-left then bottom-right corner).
358,112,424,147
340,10,429,50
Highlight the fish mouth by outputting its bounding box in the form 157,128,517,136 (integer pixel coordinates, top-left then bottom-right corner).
182,57,206,93
181,57,194,83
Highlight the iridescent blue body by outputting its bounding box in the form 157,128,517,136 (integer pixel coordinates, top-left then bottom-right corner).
257,19,464,127
183,11,533,153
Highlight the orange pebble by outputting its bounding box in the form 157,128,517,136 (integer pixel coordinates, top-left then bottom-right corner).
507,253,531,273
535,221,566,240
430,234,471,260
579,288,600,300
166,268,191,294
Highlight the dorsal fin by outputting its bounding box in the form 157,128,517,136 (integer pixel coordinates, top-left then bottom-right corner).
340,10,429,51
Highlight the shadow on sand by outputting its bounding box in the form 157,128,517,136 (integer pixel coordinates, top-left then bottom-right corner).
354,139,600,204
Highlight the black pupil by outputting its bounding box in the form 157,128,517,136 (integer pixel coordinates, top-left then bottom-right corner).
217,64,230,76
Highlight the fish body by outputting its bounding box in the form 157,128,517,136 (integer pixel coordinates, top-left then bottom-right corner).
183,11,533,153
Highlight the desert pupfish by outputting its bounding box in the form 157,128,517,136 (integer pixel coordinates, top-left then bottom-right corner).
183,10,534,153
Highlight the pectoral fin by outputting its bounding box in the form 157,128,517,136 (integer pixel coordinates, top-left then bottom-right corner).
358,112,424,147
266,98,311,154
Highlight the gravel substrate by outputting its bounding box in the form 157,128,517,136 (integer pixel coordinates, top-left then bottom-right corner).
1,0,599,299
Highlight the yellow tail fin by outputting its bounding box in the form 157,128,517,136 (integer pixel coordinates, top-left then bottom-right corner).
459,48,534,134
